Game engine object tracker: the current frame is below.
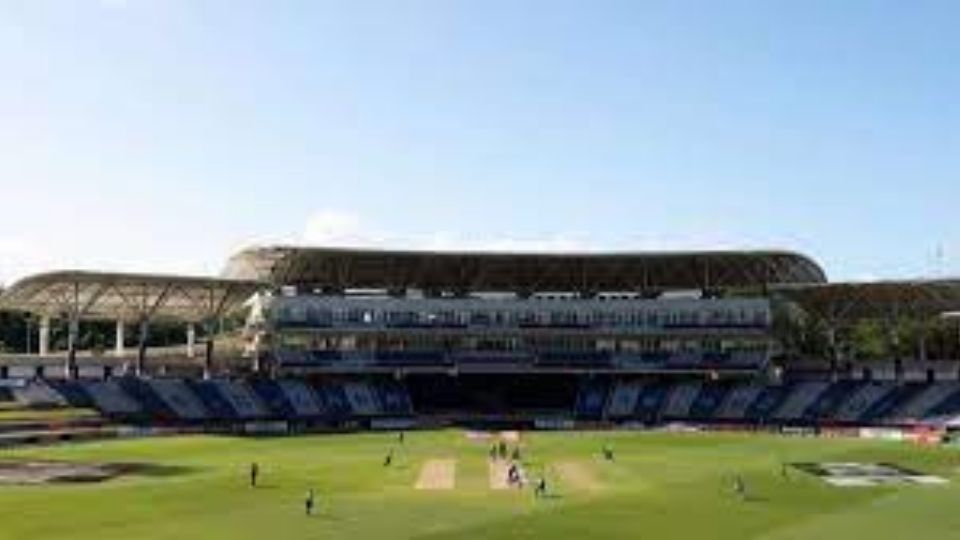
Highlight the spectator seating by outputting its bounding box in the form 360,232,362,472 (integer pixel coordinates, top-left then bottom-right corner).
376,380,414,415
634,382,671,421
743,383,792,422
188,380,240,419
573,379,609,419
861,383,924,423
211,380,267,419
116,377,176,419
605,381,644,418
82,380,142,415
927,384,960,417
11,379,67,408
660,381,702,419
342,381,382,415
278,379,326,417
453,351,534,365
19,375,960,428
314,382,352,416
831,382,895,423
688,382,731,419
890,382,960,421
714,383,764,420
248,379,297,418
726,351,769,368
148,378,209,421
538,350,612,367
771,381,830,422
375,350,447,366
802,381,861,422
45,379,95,408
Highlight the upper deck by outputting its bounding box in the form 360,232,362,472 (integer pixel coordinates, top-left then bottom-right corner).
223,246,826,294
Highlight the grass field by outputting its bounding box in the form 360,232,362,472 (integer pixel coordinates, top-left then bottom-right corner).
0,406,99,422
1,430,958,539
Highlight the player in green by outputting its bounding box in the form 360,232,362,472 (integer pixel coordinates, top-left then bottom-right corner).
250,462,259,487
305,489,316,516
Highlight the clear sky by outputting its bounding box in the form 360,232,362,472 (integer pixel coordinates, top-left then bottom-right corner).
0,1,957,284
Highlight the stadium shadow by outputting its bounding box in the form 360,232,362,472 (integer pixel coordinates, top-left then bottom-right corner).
106,462,199,478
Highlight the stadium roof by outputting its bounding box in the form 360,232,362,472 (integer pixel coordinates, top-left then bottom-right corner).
0,271,261,323
222,246,827,293
773,280,960,322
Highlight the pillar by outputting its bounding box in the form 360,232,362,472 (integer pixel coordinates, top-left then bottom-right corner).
38,316,50,357
252,350,262,374
888,323,902,380
186,323,196,358
65,317,79,379
136,318,149,376
201,319,216,379
115,320,125,357
204,338,214,380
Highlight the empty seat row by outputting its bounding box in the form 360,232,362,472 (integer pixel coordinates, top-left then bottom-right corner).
16,377,415,422
592,379,960,425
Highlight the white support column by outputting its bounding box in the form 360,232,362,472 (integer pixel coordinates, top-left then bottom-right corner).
38,316,50,357
186,323,196,359
136,318,149,376
203,321,215,380
115,320,125,357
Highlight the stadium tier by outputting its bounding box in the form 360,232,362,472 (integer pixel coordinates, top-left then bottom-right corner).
3,246,960,431
9,376,959,429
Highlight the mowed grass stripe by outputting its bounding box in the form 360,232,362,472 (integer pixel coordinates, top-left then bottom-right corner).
415,459,456,490
555,460,603,494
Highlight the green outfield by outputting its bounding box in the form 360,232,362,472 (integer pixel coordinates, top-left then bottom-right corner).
1,430,958,539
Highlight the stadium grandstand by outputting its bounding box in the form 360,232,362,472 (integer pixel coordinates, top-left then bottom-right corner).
2,246,960,438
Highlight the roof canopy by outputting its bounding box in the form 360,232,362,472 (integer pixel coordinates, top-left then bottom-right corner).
222,246,827,293
773,280,960,322
0,271,261,322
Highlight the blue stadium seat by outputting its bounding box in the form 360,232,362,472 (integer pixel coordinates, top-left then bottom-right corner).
309,350,342,363
538,351,612,367
374,380,414,415
249,379,298,418
928,385,960,417
743,383,792,422
313,382,352,417
375,350,448,366
634,382,671,421
574,379,610,419
688,382,732,419
116,377,175,420
802,381,861,422
45,378,95,408
187,380,238,419
862,383,924,422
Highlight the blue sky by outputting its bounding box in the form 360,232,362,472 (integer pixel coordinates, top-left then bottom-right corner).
0,1,957,284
